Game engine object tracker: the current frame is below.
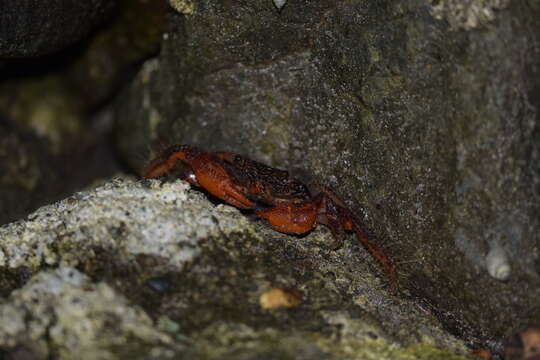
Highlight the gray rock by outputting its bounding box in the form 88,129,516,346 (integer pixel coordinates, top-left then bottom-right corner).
0,267,175,359
0,178,471,359
0,178,247,271
114,0,540,349
0,0,114,58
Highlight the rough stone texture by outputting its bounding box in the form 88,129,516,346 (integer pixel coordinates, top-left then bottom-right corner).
115,0,540,352
0,267,176,359
0,178,242,271
0,0,115,58
169,0,196,15
427,0,511,30
0,178,471,359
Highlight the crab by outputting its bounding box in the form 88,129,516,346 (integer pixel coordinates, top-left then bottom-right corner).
143,144,397,291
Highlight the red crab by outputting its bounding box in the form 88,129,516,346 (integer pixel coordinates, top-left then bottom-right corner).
143,144,397,291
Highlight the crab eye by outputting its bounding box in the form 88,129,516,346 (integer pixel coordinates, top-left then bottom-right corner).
187,173,197,183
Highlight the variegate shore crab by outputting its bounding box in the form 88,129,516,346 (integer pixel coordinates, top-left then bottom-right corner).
143,144,397,291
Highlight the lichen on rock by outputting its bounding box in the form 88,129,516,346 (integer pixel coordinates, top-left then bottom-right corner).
0,267,175,359
169,0,196,15
428,0,511,30
0,177,254,272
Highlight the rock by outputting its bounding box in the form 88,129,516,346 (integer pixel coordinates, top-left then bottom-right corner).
114,0,540,349
0,0,115,58
0,178,471,359
0,117,117,225
64,0,167,108
0,0,166,224
0,267,175,359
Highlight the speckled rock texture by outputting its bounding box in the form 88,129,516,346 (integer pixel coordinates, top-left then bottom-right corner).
0,178,471,359
0,267,176,359
0,179,244,271
427,0,510,30
0,0,115,58
115,0,540,353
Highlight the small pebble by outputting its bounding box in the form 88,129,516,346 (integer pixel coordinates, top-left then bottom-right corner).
259,288,302,309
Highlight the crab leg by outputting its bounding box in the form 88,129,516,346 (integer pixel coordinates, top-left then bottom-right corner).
143,145,204,179
143,145,255,209
257,188,397,291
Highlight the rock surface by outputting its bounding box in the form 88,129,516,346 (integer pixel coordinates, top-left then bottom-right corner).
115,0,540,350
0,178,471,359
1,0,539,356
0,0,114,58
0,267,175,359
